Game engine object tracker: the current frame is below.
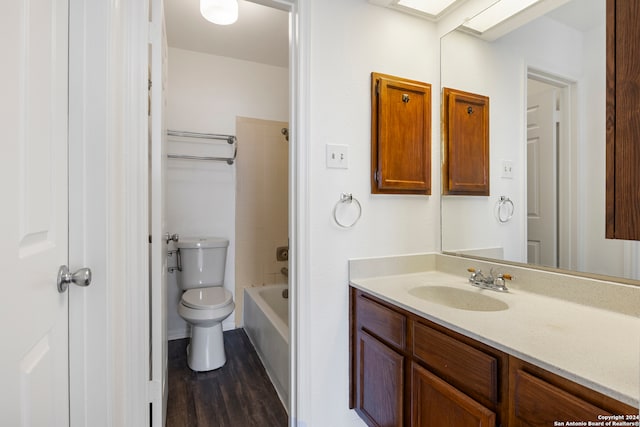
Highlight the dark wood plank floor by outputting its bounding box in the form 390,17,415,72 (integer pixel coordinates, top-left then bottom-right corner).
166,328,288,427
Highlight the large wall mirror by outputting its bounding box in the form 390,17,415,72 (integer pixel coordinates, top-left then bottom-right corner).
441,0,640,281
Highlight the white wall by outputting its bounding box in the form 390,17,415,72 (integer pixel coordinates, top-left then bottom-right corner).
304,2,440,425
166,48,288,338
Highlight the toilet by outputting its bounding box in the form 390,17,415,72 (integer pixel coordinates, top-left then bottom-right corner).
176,237,235,371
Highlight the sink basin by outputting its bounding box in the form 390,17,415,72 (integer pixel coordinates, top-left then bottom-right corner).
408,285,509,312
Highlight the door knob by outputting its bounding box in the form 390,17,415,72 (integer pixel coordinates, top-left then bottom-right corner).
57,265,92,293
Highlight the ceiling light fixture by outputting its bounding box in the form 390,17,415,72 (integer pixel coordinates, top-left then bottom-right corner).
200,0,239,26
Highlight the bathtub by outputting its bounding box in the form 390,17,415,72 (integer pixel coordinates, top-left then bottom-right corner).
243,284,289,412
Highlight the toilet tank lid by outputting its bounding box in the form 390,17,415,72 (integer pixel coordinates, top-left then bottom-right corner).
176,237,229,249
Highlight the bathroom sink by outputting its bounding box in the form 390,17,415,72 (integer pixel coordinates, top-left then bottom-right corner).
408,285,509,312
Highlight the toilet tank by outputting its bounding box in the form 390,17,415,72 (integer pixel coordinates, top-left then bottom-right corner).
176,237,229,289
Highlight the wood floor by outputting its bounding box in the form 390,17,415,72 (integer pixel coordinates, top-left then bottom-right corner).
166,328,288,427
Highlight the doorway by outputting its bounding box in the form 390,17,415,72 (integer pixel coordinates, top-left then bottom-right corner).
161,0,294,423
526,70,575,270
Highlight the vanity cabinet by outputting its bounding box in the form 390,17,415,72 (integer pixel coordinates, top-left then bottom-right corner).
349,287,636,426
606,0,640,240
350,288,506,426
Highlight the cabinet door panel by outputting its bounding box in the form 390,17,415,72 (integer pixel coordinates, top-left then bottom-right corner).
510,369,611,426
371,72,431,195
412,363,495,427
442,87,490,195
356,330,404,427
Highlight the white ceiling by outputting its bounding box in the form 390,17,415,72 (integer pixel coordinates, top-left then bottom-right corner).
546,0,604,33
163,0,602,69
164,0,289,68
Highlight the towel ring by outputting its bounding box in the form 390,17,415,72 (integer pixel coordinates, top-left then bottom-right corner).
333,193,362,228
496,196,514,223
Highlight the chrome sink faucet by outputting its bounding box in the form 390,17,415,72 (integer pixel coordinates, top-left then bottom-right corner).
467,267,511,292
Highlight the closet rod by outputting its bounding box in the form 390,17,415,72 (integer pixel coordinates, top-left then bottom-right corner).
166,129,237,165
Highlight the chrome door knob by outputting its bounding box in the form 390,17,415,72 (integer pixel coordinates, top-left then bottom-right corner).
57,265,92,293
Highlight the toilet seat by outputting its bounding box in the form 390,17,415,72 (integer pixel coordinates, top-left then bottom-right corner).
181,287,233,310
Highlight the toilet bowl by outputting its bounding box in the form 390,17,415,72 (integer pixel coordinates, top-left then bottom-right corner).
176,237,234,371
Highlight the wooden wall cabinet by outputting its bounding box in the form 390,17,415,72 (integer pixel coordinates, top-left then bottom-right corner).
371,72,431,195
442,87,490,196
606,0,640,240
349,287,636,426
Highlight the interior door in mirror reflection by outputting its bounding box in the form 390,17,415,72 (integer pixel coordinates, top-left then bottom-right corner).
442,88,490,196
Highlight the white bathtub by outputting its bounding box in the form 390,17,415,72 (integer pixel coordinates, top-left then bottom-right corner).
243,284,289,412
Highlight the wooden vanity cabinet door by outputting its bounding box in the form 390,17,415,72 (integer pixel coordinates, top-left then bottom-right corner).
508,357,637,426
412,362,496,427
371,72,432,195
351,289,407,427
606,0,640,240
356,330,405,427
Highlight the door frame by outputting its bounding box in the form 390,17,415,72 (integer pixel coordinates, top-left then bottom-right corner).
525,68,576,271
244,2,312,424
70,0,312,425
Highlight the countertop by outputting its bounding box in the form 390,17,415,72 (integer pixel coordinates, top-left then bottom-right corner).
349,254,640,408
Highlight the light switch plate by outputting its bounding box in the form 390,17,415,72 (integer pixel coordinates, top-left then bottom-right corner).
326,144,349,169
501,160,514,179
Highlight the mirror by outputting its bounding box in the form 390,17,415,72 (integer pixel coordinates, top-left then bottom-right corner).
441,0,640,281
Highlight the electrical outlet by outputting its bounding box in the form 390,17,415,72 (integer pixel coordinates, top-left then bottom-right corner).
326,144,349,169
501,160,514,179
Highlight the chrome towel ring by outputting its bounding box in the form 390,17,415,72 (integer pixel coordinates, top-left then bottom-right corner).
333,193,362,228
496,196,514,223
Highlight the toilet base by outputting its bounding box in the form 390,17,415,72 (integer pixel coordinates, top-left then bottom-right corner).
186,322,227,371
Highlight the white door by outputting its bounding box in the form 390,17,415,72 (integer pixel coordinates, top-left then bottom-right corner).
150,0,169,423
0,0,71,425
527,85,558,267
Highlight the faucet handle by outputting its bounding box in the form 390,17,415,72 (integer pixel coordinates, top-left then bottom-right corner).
494,273,512,292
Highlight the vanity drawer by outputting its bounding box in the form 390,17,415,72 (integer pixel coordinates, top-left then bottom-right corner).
356,293,406,351
413,321,499,407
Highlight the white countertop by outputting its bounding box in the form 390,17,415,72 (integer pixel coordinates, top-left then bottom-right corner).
350,263,640,408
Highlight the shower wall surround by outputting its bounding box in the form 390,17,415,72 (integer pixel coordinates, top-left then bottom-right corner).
235,117,289,326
